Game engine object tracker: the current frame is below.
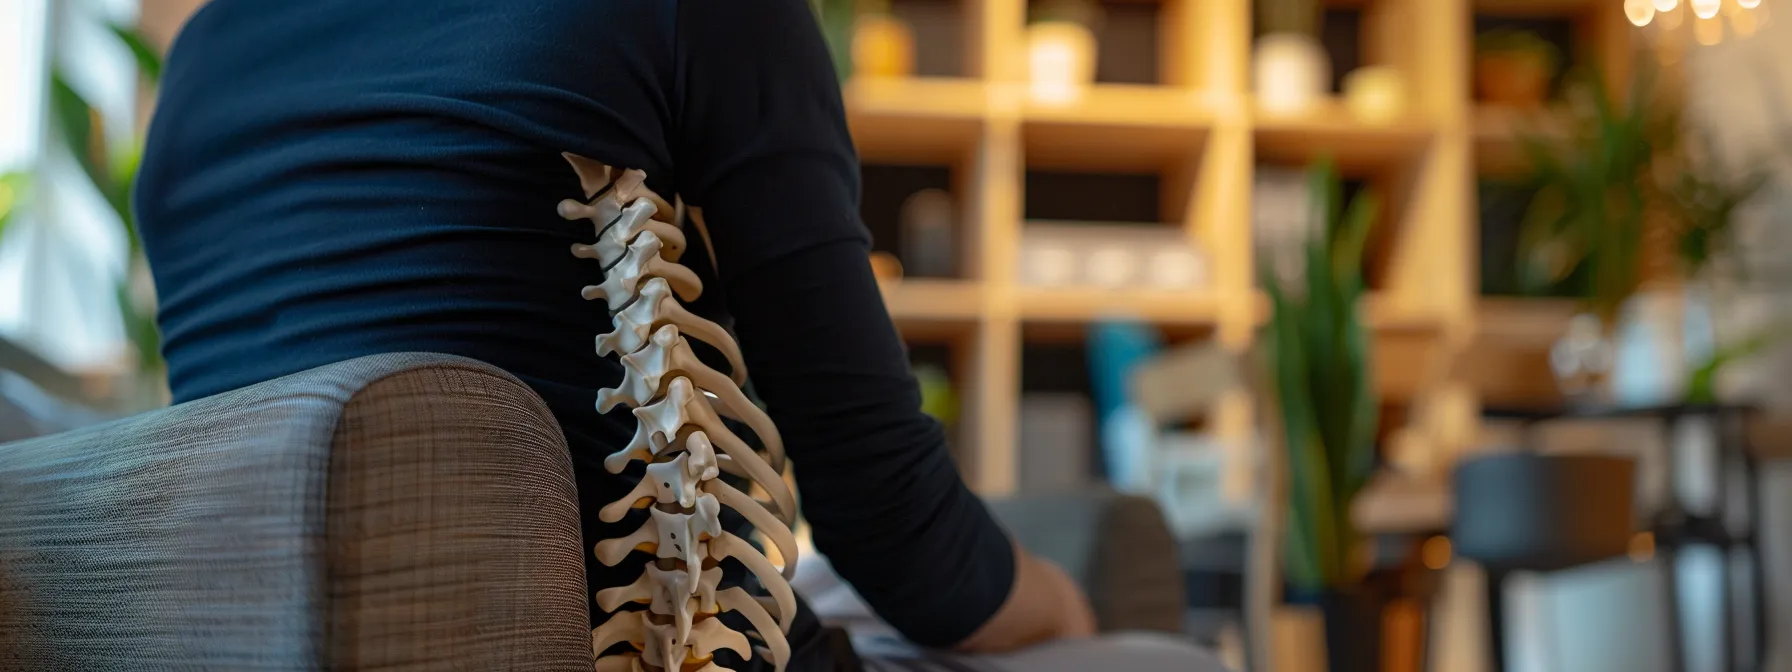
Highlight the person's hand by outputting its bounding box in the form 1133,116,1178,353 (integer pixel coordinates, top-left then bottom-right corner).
1029,553,1097,639
953,540,1098,653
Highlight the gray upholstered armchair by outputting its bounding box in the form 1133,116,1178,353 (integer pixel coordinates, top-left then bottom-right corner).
0,354,592,669
0,354,1185,669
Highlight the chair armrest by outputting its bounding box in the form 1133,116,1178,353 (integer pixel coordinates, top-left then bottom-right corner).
987,489,1186,634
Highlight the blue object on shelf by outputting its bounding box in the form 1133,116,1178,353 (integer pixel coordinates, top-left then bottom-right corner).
1087,320,1164,490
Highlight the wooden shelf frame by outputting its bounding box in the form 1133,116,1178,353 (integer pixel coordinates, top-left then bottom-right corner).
845,0,1634,495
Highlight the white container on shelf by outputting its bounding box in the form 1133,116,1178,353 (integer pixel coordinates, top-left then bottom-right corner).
1253,33,1330,117
1026,21,1097,105
1019,221,1207,290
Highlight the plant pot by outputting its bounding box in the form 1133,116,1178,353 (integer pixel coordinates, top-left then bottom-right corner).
1610,289,1698,406
852,12,915,79
1319,589,1383,672
1475,53,1551,108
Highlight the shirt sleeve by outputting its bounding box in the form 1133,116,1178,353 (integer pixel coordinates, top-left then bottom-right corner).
672,0,1016,648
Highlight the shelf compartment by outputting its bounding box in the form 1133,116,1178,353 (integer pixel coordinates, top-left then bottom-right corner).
905,332,975,467
846,77,986,164
1018,342,1102,493
1021,85,1211,172
882,0,974,78
862,163,972,280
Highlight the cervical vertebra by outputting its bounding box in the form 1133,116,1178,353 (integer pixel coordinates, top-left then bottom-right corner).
561,153,797,672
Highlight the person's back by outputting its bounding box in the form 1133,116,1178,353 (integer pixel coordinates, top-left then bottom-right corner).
138,2,1104,670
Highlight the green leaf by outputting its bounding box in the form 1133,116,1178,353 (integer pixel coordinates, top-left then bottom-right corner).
113,277,161,373
49,71,142,253
107,24,163,85
1263,157,1381,590
49,72,107,198
1686,329,1778,404
1332,191,1379,293
0,171,28,243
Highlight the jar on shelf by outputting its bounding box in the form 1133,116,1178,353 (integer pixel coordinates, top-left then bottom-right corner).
1254,33,1330,117
899,189,956,278
1342,66,1405,124
852,0,915,79
1026,0,1101,105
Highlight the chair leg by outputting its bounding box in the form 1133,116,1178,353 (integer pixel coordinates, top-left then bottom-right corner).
1659,545,1687,672
1486,569,1507,672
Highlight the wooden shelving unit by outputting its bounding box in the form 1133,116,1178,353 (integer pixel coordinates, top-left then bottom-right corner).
846,0,1634,494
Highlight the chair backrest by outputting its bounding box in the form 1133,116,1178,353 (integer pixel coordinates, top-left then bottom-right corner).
0,353,591,670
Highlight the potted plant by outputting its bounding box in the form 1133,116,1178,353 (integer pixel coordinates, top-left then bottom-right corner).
1262,158,1381,672
1515,67,1662,400
1475,29,1560,108
1657,123,1773,403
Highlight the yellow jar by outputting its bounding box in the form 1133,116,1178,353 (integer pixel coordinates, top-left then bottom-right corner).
852,13,915,79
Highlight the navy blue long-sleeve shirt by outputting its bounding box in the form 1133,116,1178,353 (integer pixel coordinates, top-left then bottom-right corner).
134,1,1014,668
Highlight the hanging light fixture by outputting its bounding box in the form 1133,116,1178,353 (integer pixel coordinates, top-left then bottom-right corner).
1631,0,1768,49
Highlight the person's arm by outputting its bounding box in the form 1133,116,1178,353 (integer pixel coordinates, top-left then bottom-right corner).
671,0,1094,650
956,539,1099,652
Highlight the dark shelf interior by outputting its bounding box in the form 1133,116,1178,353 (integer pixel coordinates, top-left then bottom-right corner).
890,0,968,78
1024,170,1163,223
861,163,963,278
1321,8,1364,93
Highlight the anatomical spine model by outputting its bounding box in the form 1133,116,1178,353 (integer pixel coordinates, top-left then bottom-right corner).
560,154,799,672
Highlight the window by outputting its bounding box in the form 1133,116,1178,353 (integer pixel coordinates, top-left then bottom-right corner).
0,0,139,372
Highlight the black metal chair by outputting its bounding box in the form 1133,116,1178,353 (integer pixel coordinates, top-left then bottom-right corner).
1451,452,1638,672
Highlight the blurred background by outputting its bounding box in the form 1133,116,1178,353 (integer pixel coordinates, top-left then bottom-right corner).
6,0,1792,671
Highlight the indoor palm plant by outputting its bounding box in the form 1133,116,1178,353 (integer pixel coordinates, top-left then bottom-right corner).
1262,158,1381,672
1515,67,1663,399
1659,127,1771,403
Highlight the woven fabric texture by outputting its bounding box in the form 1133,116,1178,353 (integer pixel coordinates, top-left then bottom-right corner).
0,353,590,670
